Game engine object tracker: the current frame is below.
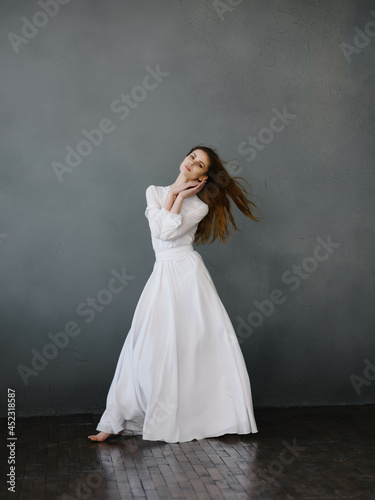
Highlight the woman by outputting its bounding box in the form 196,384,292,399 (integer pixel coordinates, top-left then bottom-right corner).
88,145,262,443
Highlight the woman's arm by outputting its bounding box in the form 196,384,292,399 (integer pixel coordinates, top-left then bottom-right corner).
145,183,208,241
165,180,206,214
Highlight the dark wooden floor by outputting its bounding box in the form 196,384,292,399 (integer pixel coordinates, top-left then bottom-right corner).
1,405,374,500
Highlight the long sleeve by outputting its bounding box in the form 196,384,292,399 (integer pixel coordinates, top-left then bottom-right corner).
145,185,209,241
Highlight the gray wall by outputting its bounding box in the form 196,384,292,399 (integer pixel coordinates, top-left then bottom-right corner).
1,0,374,417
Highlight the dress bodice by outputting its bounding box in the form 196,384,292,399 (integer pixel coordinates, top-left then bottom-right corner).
145,185,209,251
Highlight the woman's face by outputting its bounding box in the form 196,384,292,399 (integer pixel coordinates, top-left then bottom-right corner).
180,149,209,181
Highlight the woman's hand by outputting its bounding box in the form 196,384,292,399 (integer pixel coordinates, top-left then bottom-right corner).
176,180,207,200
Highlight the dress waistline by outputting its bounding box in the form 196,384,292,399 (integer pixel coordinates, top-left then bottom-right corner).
155,244,195,262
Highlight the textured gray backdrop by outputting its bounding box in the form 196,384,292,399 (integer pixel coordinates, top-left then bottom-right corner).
1,0,374,417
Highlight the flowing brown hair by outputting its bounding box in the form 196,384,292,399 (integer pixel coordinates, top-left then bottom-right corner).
188,145,263,245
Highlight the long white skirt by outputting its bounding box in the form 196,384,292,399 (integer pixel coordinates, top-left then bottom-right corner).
96,244,258,442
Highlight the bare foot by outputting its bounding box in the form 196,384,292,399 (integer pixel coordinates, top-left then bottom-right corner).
88,430,123,442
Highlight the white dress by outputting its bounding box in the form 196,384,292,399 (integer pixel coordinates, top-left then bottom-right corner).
96,185,258,442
